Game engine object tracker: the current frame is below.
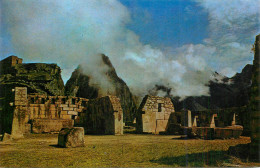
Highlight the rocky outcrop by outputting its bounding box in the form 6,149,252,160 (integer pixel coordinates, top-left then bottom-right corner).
0,56,65,96
65,54,137,123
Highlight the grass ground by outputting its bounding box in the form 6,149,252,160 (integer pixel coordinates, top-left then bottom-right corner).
0,134,259,167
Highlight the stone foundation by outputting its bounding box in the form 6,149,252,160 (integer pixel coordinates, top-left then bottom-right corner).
31,119,74,133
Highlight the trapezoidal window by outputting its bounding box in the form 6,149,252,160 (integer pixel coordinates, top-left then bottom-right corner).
41,98,45,104
30,97,35,104
51,98,55,104
82,101,87,107
61,98,66,104
72,99,76,105
158,103,162,112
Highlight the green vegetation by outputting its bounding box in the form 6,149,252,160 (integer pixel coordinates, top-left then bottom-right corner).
0,134,258,167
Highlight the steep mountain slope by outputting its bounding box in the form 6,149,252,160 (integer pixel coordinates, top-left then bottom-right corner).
65,54,137,123
152,64,253,111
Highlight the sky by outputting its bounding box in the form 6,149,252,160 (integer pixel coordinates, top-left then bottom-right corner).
0,0,260,98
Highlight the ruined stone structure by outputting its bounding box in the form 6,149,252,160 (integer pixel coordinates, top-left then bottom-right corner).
3,87,123,137
136,95,175,134
177,110,243,139
0,55,22,70
85,96,124,135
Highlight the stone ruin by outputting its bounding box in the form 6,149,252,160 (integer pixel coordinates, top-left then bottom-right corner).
0,87,244,140
84,96,123,135
0,87,124,139
134,95,243,139
136,95,175,134
173,110,243,139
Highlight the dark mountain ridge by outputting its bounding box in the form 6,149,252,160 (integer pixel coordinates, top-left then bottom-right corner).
65,54,137,123
157,64,253,111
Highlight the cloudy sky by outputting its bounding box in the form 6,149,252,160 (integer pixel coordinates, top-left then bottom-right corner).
0,0,259,98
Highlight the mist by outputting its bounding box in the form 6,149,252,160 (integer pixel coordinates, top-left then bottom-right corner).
1,0,233,98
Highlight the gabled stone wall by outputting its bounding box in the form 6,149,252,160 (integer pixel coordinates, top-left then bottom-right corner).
84,96,123,135
136,95,175,134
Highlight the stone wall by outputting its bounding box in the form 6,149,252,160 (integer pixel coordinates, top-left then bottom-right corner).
249,34,260,161
31,119,74,133
4,87,89,135
27,95,88,133
4,87,125,135
84,96,123,135
27,95,88,120
136,95,175,134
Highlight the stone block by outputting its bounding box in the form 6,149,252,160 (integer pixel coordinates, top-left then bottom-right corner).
196,127,215,140
156,112,164,120
50,110,56,115
61,111,68,115
40,109,45,115
215,128,233,139
58,127,85,148
226,125,243,139
63,107,74,111
155,120,168,134
49,104,56,108
31,119,74,133
142,113,156,133
39,115,46,118
14,87,27,106
164,114,170,120
68,111,78,115
62,115,71,119
2,133,12,142
60,104,68,108
24,124,31,134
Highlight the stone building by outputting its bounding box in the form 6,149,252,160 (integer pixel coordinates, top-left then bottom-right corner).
0,55,22,68
2,87,124,137
136,95,175,134
84,96,123,135
0,55,23,74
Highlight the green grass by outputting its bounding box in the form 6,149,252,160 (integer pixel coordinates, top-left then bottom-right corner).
0,134,258,167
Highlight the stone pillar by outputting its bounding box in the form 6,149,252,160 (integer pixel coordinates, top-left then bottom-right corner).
193,116,198,127
231,113,236,126
210,114,216,128
11,87,28,139
187,110,192,127
181,110,192,127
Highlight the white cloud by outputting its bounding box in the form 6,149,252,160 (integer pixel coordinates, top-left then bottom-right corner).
194,0,260,76
2,0,259,99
